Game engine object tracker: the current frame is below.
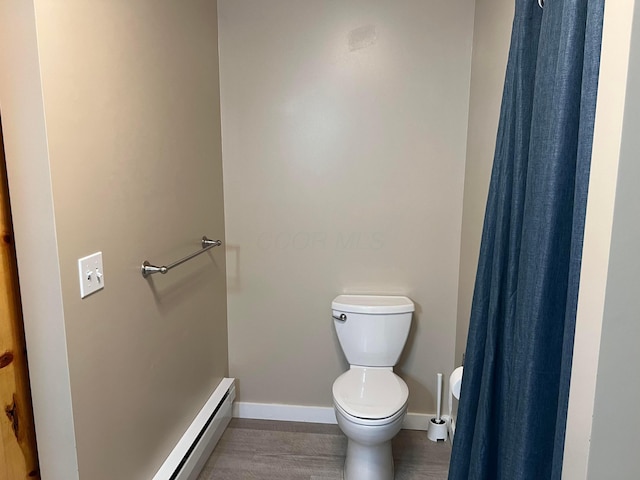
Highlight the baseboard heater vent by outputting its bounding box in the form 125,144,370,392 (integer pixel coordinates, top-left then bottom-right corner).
153,378,235,480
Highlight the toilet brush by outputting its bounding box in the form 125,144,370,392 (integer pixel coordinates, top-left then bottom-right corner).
427,373,448,442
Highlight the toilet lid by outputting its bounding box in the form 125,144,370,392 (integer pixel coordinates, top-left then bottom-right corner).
332,367,408,420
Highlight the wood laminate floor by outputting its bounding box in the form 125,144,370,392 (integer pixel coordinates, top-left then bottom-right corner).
197,418,451,480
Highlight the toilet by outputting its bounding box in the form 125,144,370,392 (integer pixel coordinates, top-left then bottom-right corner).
331,294,415,480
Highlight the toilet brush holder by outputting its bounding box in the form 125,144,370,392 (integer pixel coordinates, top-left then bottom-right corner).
427,372,448,442
427,418,448,442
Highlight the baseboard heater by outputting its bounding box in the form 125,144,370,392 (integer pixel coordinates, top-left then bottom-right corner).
153,378,235,480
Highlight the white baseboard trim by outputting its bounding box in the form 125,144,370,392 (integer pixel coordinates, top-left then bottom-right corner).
153,378,235,480
233,401,449,432
234,401,337,424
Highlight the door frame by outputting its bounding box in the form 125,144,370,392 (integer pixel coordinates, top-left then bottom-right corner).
0,115,40,479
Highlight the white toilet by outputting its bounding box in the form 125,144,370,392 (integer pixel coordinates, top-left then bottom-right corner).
331,294,415,480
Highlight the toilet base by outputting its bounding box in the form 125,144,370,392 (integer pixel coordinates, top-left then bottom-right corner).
334,404,406,480
344,438,394,480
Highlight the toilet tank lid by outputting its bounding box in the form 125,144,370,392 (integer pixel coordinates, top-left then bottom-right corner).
332,295,415,314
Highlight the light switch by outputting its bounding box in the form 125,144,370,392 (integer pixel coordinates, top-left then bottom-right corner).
78,252,104,298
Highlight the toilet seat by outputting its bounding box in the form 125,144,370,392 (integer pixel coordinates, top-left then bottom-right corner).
334,398,407,427
332,367,408,422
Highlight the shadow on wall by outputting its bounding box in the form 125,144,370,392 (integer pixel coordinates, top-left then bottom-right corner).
225,244,241,292
396,301,433,409
145,255,223,314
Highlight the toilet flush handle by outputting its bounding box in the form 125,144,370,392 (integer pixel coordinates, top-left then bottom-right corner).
333,313,347,322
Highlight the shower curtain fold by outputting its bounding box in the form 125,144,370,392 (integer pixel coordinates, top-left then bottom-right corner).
448,1,604,479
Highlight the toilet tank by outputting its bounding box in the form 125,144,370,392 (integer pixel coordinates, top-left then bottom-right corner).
332,295,414,367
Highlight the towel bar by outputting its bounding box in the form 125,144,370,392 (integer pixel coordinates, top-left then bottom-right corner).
141,236,222,278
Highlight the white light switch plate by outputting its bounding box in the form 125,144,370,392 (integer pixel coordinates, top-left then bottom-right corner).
78,252,104,298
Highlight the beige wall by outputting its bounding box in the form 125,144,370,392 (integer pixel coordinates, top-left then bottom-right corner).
1,1,228,479
588,1,640,474
563,1,636,477
219,0,475,413
455,0,514,366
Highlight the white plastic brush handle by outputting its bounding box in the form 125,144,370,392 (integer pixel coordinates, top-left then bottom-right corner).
436,373,443,422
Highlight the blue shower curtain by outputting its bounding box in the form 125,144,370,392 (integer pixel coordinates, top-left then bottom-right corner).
449,1,604,479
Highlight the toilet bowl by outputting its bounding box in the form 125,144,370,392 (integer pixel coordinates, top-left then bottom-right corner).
334,405,407,480
331,295,414,480
333,366,409,480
